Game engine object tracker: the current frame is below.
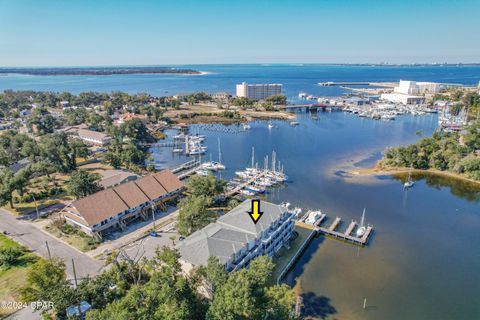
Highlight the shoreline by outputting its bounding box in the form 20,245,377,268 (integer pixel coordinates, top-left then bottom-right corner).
350,165,480,186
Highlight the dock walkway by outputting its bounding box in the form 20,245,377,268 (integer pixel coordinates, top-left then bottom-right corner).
224,171,266,197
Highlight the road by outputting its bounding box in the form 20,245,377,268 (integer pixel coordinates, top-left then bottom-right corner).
0,208,104,280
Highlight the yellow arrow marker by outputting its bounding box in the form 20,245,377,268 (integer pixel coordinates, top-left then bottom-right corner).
248,199,263,224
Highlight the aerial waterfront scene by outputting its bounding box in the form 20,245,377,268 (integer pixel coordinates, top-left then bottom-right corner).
0,1,479,320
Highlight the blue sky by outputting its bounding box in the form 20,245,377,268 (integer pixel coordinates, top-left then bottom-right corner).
0,0,479,66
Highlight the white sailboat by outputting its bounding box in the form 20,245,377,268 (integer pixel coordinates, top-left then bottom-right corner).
201,139,226,171
404,172,415,189
356,208,367,237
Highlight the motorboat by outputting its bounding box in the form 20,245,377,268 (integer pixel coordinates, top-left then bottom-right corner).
240,189,255,196
246,185,265,194
195,169,209,176
243,123,251,130
268,123,274,129
290,121,300,126
202,161,225,171
172,148,183,153
305,210,322,224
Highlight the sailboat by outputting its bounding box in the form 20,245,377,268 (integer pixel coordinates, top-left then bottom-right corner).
201,138,226,170
404,172,414,189
356,208,367,237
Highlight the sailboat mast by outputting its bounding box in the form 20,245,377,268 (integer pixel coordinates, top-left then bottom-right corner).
218,138,222,163
360,208,366,227
272,151,276,173
251,147,255,168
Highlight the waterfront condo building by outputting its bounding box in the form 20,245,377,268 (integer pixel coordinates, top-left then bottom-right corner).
236,82,282,100
176,200,296,272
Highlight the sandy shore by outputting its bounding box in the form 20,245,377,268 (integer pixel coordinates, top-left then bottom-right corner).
350,165,480,186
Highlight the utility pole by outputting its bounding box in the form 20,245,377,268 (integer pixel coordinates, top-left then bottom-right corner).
151,203,156,231
72,258,78,288
32,194,40,220
45,240,51,259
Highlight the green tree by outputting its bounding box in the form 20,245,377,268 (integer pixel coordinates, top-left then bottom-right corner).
186,175,226,198
207,256,295,320
20,259,78,317
176,195,215,236
66,170,101,199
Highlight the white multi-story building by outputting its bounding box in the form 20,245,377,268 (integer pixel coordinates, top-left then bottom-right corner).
177,200,295,272
394,80,461,95
236,82,282,100
380,93,426,105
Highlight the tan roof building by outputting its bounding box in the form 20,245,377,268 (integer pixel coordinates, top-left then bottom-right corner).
64,170,184,238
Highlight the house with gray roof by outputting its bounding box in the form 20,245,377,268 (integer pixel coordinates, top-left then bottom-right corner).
176,200,295,272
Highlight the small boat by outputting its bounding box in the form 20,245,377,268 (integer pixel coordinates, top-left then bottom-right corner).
289,121,300,126
172,148,183,153
305,210,322,224
404,173,415,189
298,92,307,99
268,123,274,129
246,185,265,193
195,169,209,176
240,189,255,196
202,161,225,171
243,123,251,130
356,208,367,237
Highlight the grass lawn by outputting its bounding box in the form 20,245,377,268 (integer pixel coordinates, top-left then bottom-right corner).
0,235,39,317
272,224,315,283
44,220,99,252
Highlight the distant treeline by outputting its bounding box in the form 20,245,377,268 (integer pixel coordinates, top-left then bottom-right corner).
0,67,200,76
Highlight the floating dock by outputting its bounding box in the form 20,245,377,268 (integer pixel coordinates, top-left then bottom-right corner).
224,171,266,197
316,216,373,246
299,211,373,246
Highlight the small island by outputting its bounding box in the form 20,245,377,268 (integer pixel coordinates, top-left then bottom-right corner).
0,66,201,76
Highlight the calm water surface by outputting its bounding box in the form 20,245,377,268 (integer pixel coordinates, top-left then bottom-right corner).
3,65,479,319
152,112,479,320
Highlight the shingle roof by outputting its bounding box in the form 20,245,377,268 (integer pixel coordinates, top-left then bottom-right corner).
176,200,286,267
113,182,150,208
153,170,184,193
99,170,138,189
70,170,183,227
217,200,285,236
72,188,129,226
134,175,168,200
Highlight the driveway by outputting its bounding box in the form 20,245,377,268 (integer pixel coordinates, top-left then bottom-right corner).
0,208,103,280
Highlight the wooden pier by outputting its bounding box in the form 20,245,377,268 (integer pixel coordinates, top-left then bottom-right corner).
299,211,373,246
171,159,203,180
317,216,373,246
171,159,200,174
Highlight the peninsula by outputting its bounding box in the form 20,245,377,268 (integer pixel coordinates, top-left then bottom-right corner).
0,66,201,76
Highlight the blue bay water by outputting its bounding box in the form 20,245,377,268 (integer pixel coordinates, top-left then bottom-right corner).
1,65,479,319
1,64,479,100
